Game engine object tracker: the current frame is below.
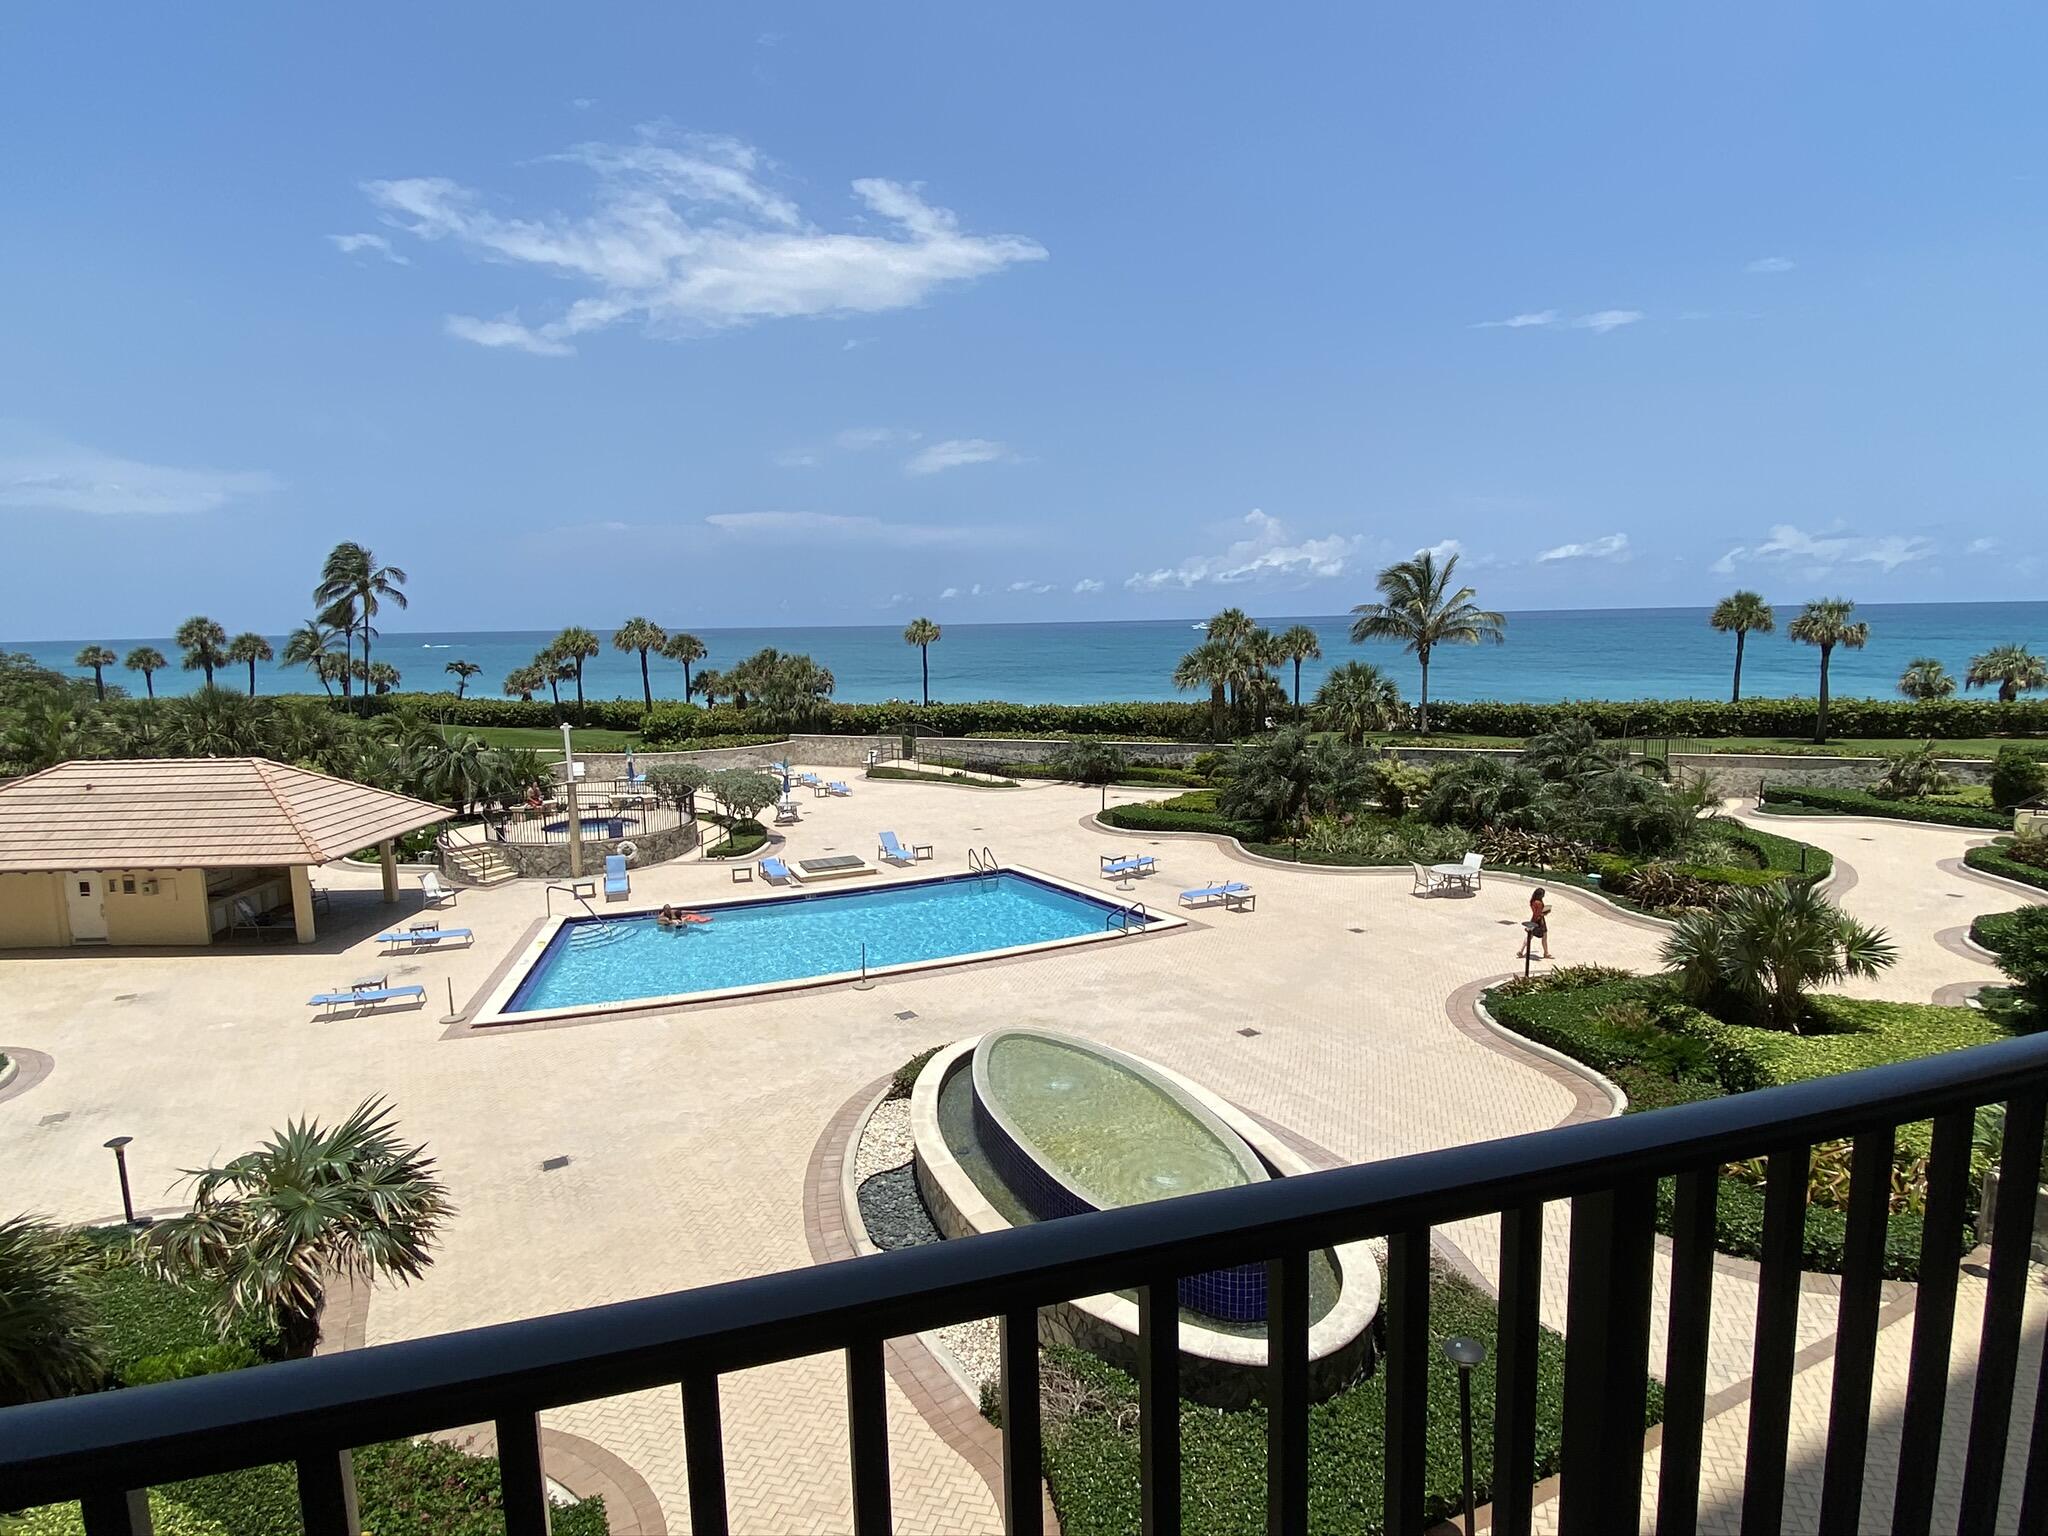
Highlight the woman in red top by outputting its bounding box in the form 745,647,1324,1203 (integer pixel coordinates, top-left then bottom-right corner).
1517,887,1552,961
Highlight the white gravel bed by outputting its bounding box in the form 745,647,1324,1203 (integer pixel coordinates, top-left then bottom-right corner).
853,1095,914,1181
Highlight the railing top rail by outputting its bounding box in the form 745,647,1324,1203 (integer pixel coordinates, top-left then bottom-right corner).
7,1031,2048,1499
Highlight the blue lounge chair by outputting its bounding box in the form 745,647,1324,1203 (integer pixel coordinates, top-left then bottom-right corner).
827,781,852,796
760,856,793,884
878,831,933,865
1178,880,1252,909
375,927,474,951
1101,854,1156,877
307,984,427,1019
797,772,822,787
603,854,630,901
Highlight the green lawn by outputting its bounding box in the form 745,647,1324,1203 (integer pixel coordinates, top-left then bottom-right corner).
437,724,641,750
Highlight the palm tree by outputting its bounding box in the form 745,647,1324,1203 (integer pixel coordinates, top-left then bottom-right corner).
539,649,577,711
282,619,339,695
1966,644,2048,704
2,697,88,772
1349,551,1506,733
1897,657,1956,701
503,663,543,702
313,653,349,698
1787,598,1870,744
1172,640,1234,742
0,1215,107,1406
162,687,264,757
123,645,166,700
319,596,358,699
148,1098,452,1357
74,645,116,702
1311,661,1402,743
1709,591,1775,703
314,543,407,709
903,617,942,706
1274,625,1322,718
1662,883,1896,1034
366,661,401,695
691,668,728,707
445,659,482,698
552,626,600,712
611,618,668,709
174,616,229,687
661,631,707,699
226,633,273,697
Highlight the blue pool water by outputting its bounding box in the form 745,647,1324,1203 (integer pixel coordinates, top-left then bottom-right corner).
504,871,1147,1013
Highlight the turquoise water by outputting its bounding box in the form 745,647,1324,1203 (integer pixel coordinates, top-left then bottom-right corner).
505,870,1142,1012
12,601,2046,705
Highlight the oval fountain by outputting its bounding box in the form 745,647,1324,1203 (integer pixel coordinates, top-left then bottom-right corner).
910,1029,1379,1406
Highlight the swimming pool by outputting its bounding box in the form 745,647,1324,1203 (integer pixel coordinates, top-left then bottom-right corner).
490,868,1175,1019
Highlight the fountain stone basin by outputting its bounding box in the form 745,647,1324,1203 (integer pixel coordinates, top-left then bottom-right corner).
911,1031,1380,1408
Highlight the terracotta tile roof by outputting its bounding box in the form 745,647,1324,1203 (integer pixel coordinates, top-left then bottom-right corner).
0,758,452,872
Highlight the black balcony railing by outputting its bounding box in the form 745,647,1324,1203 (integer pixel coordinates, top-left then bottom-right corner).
8,1034,2048,1536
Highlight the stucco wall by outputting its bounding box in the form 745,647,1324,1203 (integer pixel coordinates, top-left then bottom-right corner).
0,873,65,947
917,737,1209,767
103,867,213,946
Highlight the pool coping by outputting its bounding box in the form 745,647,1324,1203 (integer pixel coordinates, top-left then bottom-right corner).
466,863,1187,1028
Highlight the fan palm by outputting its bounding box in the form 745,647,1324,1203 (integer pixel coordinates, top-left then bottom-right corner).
1787,598,1870,743
74,645,116,703
1172,640,1233,742
366,661,401,695
163,687,264,756
691,668,729,707
281,620,339,696
313,543,407,709
552,627,600,711
1966,644,2048,704
0,1215,107,1406
1311,661,1402,744
539,649,577,711
1661,882,1896,1033
611,618,668,709
1349,551,1506,733
123,645,166,700
1,696,87,773
1896,657,1956,701
502,663,543,702
1274,624,1322,717
174,616,229,687
444,659,482,698
1708,591,1775,703
226,633,273,697
903,617,942,706
661,631,707,699
148,1098,452,1356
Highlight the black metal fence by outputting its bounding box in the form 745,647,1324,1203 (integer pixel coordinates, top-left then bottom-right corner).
8,1034,2048,1536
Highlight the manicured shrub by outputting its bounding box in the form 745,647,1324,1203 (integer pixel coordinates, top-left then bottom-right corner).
122,1342,262,1386
1991,745,2048,809
1971,908,2031,954
8,1493,233,1535
1969,842,2048,892
1423,696,2048,740
868,765,1019,787
1761,783,2010,829
889,1048,943,1100
1099,791,1259,841
972,759,1211,787
1989,906,2048,1017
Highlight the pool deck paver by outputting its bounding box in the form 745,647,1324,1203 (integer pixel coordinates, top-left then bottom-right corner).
2,774,2042,1531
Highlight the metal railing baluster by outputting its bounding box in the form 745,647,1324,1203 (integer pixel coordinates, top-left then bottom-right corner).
1000,1309,1044,1536
1891,1108,1975,1536
1739,1142,1811,1534
1961,1092,2048,1530
680,1371,730,1536
1382,1230,1431,1536
1817,1128,1894,1536
1557,1180,1654,1535
1138,1274,1181,1536
1492,1204,1542,1536
78,1489,151,1536
847,1337,893,1535
1656,1171,1717,1536
495,1411,551,1536
295,1449,361,1536
1266,1250,1311,1536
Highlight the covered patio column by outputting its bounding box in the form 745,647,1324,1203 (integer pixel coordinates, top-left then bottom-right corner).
288,866,317,944
379,839,399,903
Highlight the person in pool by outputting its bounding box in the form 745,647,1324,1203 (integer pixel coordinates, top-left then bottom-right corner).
1517,887,1553,961
656,904,681,928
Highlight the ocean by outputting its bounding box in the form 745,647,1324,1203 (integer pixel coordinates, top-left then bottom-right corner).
8,602,2045,708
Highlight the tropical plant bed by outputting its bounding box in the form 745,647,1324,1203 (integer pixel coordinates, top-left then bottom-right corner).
1759,784,2011,829
1024,1263,1661,1536
702,816,770,858
1483,974,2017,1278
866,764,1019,788
1966,842,2048,892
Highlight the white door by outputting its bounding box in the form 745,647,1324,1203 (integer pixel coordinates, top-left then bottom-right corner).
64,872,109,943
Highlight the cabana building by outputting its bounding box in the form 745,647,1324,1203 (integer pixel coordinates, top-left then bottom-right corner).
0,758,451,947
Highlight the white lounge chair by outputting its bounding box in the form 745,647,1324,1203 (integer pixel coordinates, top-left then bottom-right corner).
419,871,457,908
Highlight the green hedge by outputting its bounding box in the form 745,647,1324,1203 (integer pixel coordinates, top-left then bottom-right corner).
1761,783,2012,829
1967,844,2048,891
72,1236,279,1383
992,761,1211,788
704,817,768,858
1426,696,2048,739
1972,909,2032,953
1098,791,1258,841
867,765,1019,787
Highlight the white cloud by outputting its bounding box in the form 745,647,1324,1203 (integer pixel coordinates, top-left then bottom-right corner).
939,586,961,599
442,314,575,357
971,583,984,597
842,337,870,351
1007,579,1053,594
1712,522,1936,576
1571,309,1644,333
0,433,279,516
328,232,409,265
881,592,911,607
1126,510,1359,591
1967,536,1999,555
1073,577,1104,594
904,437,1014,476
1417,538,1463,565
1746,256,1795,274
835,426,919,451
772,448,817,468
1537,532,1631,563
571,97,595,110
1473,309,1560,330
365,128,1046,355
704,510,1013,548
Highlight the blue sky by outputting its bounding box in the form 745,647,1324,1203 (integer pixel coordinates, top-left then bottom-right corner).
3,6,2045,640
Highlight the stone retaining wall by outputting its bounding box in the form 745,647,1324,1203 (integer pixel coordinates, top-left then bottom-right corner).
917,736,1208,767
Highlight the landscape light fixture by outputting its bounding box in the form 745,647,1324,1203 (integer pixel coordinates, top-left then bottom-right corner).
1441,1334,1488,1536
103,1135,137,1225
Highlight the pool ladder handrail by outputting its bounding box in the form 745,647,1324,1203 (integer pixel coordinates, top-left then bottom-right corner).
1107,900,1150,934
967,845,998,876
